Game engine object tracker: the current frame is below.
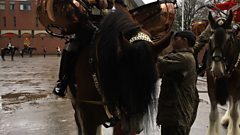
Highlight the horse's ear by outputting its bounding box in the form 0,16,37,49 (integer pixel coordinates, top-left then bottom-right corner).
208,12,216,29
224,10,233,28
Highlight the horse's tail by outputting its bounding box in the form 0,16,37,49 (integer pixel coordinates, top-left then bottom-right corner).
215,77,228,105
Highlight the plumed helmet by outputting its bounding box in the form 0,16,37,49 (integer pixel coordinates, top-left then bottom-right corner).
37,0,88,35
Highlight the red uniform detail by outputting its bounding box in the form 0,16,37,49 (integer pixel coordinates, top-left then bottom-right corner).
214,0,240,22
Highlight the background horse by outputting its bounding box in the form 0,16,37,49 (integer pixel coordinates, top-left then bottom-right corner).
1,47,19,61
20,47,37,57
206,11,240,135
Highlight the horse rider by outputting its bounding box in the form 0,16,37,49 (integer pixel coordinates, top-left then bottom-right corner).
53,0,126,97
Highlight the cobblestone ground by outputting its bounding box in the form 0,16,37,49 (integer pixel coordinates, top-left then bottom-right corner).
0,56,227,135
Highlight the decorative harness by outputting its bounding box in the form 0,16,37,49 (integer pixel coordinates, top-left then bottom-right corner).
209,27,240,76
129,32,153,43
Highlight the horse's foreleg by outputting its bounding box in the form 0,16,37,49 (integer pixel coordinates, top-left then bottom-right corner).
221,100,231,127
11,54,14,61
74,105,99,135
74,108,84,135
1,55,5,61
1,52,5,61
207,102,219,135
21,52,24,57
113,123,136,135
227,98,240,135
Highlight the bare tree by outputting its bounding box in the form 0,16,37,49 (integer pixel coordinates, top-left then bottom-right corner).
173,0,207,30
173,0,226,30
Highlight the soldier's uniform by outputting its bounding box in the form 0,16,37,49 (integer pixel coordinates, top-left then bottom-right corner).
52,0,126,97
156,31,199,135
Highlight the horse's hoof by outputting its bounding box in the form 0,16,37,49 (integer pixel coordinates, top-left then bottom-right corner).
220,118,229,128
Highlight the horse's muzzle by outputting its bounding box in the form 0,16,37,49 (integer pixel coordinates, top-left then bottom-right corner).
210,61,225,78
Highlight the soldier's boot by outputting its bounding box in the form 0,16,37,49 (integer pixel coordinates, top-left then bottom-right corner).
53,49,75,97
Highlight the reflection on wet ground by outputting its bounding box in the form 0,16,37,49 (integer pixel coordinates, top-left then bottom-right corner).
0,56,77,135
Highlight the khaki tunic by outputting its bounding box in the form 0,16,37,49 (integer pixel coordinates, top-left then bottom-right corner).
156,48,199,127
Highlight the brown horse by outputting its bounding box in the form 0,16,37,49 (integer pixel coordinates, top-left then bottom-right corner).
37,0,173,135
206,11,240,135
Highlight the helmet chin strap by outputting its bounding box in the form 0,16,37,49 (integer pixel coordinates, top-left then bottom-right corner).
46,0,55,22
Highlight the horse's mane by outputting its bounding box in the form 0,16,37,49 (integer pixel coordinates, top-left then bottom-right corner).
97,9,157,117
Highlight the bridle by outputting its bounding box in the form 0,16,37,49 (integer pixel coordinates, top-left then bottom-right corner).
209,27,240,76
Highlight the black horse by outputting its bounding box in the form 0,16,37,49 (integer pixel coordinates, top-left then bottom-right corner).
1,47,19,61
20,47,37,57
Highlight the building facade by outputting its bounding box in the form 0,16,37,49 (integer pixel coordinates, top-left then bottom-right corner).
0,0,65,54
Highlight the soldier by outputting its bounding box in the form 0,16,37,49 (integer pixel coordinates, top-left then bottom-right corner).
7,42,12,50
52,0,126,97
43,47,47,58
156,31,199,135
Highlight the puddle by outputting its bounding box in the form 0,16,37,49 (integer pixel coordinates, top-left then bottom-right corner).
1,91,49,112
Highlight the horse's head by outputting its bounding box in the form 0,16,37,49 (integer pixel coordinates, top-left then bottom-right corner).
208,11,240,78
191,20,209,37
130,0,176,38
97,7,168,134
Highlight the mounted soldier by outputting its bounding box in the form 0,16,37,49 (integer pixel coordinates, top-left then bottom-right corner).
37,0,127,97
7,42,13,50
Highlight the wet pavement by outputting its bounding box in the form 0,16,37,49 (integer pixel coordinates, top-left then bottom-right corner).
0,56,227,135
